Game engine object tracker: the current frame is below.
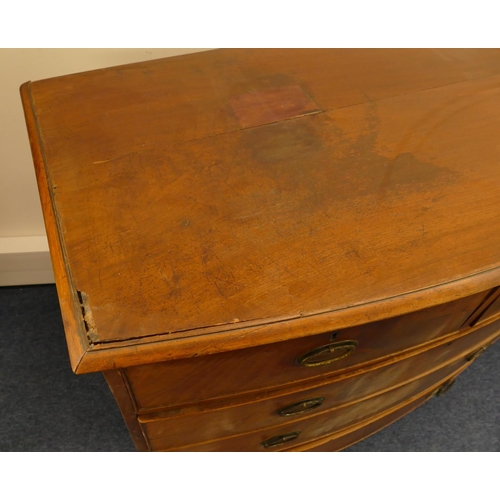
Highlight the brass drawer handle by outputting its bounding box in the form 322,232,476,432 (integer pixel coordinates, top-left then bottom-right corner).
432,379,456,397
466,346,487,362
277,397,325,417
297,340,358,367
261,431,301,448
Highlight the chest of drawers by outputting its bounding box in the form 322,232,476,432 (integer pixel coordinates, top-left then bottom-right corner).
21,49,500,451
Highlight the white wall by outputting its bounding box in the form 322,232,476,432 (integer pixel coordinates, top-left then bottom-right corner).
0,48,210,286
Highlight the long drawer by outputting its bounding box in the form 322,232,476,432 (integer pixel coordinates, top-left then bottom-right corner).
142,319,500,451
125,291,489,411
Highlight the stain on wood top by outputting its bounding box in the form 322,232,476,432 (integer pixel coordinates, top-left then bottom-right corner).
22,49,500,356
229,84,320,128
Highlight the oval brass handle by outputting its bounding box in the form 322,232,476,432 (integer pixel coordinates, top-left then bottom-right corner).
261,431,301,448
296,340,358,367
466,346,487,362
432,379,455,398
277,397,325,417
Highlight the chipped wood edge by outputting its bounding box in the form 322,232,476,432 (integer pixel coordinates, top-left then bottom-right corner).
20,82,89,372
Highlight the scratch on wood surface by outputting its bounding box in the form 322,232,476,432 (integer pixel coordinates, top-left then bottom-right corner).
205,271,225,297
245,239,299,279
233,211,263,220
92,150,145,165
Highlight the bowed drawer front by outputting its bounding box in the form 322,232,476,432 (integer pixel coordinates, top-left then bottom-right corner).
124,291,489,411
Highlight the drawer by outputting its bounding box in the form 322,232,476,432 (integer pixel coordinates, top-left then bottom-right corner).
146,355,472,451
142,357,460,451
125,291,490,410
138,317,500,450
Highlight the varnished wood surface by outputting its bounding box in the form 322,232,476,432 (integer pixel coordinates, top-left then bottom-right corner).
19,84,88,370
141,357,466,449
21,49,500,372
102,370,148,451
110,316,500,451
297,325,500,453
124,292,488,409
128,314,500,416
146,358,473,452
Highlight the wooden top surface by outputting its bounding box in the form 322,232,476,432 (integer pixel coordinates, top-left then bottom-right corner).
22,49,500,372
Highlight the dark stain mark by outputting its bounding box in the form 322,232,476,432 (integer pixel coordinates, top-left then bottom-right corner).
378,152,456,198
340,104,459,200
237,103,459,210
244,118,324,164
345,248,363,260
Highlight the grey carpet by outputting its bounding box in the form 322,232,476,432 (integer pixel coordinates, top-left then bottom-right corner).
0,284,498,452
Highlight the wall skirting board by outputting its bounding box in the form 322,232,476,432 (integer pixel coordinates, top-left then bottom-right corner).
0,236,54,286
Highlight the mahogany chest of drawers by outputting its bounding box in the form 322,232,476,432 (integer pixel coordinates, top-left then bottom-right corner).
21,49,500,451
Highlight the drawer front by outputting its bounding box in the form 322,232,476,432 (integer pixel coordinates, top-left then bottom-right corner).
126,291,489,410
146,356,470,451
139,317,500,450
142,358,460,451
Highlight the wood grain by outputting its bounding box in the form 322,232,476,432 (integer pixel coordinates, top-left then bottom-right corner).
146,358,475,452
22,49,500,452
130,315,500,422
19,83,87,371
138,334,488,450
22,49,500,373
124,291,489,410
123,317,500,451
133,316,500,422
229,84,320,128
103,370,148,451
